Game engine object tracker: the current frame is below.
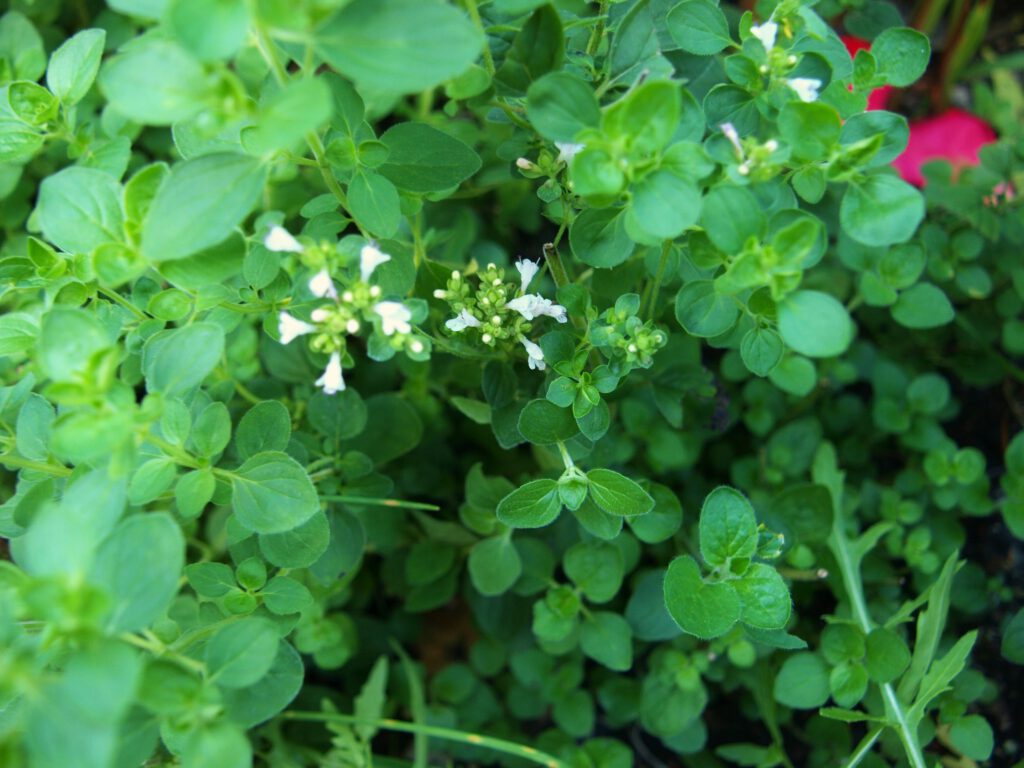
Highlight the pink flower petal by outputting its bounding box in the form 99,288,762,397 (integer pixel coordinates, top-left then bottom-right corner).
893,108,997,186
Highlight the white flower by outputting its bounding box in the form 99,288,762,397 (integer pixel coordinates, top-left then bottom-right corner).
505,294,568,323
311,308,330,322
520,337,546,371
264,225,303,253
309,268,338,299
315,352,345,394
750,21,778,52
720,122,743,156
374,301,412,336
445,308,482,332
359,243,391,283
787,77,821,103
515,157,534,170
555,142,585,164
278,311,317,345
410,340,424,354
515,258,540,293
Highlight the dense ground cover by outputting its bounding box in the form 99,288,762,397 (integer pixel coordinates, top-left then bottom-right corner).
1,0,1022,766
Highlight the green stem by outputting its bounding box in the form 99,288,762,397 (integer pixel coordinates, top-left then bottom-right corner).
282,711,567,767
463,0,495,76
556,440,574,470
845,727,884,768
585,0,611,57
829,523,928,768
644,240,672,320
98,287,147,321
320,495,441,511
120,632,206,675
0,454,72,477
142,432,201,470
542,242,570,288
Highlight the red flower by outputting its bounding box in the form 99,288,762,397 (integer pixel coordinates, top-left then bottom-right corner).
841,36,997,187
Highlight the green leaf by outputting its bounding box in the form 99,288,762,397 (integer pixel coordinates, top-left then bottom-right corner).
354,657,389,740
261,576,314,615
231,451,320,535
864,627,911,683
205,617,280,688
699,486,759,567
46,29,105,106
0,313,38,357
36,306,110,383
185,561,236,598
494,5,564,94
675,281,740,338
314,0,481,94
236,401,291,461
143,323,225,396
777,290,855,358
258,511,331,568
526,71,600,143
580,612,633,671
840,174,924,246
625,169,701,244
766,483,834,544
740,327,784,377
91,513,184,632
378,122,482,193
222,642,303,728
871,28,930,87
907,631,977,727
348,170,400,238
586,469,654,517
891,283,954,329
569,208,635,269
245,77,333,154
517,399,577,445
949,715,994,761
99,40,209,125
1001,607,1024,664
564,541,624,603
773,653,830,709
829,661,869,708
468,536,522,596
0,12,46,82
664,555,741,639
777,101,842,162
182,724,252,768
37,167,124,254
733,564,791,630
701,186,765,254
495,479,562,529
167,0,248,61
604,80,680,155
666,0,732,55
142,153,266,263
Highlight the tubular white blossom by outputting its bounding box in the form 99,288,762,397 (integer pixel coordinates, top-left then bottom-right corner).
264,225,303,253
374,301,412,336
278,312,317,345
520,337,546,371
720,123,743,156
359,243,391,283
315,352,345,394
555,142,585,164
515,258,540,293
445,308,482,332
506,294,568,323
750,21,778,52
787,77,821,103
308,268,338,299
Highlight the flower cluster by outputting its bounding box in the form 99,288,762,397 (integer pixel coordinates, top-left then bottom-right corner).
720,122,781,180
436,258,567,371
266,226,426,394
748,19,821,103
589,294,668,374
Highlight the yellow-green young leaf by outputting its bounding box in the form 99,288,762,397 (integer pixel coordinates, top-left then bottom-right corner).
46,29,105,105
141,153,266,263
231,451,320,535
313,0,482,94
496,479,562,529
586,469,654,517
0,313,38,357
664,555,741,639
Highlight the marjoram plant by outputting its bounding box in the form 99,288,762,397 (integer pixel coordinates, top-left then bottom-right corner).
0,0,1022,767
